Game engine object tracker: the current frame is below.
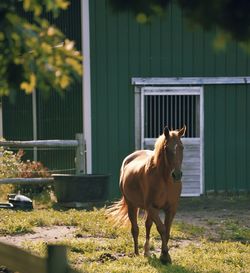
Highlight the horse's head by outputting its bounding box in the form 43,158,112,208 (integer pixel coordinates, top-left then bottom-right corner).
163,126,186,180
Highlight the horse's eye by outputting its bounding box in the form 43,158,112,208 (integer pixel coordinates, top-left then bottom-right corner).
178,144,184,150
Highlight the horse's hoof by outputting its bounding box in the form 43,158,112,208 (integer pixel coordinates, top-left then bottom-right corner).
160,253,172,264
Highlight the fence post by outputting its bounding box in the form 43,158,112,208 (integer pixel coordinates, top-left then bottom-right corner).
47,245,68,273
75,133,86,175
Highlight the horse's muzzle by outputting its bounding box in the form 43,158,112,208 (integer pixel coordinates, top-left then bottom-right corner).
172,169,183,181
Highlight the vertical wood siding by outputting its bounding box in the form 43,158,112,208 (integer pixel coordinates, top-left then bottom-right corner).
204,85,250,193
90,0,250,197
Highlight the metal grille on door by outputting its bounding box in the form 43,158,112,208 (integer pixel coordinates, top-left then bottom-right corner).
144,95,199,138
141,87,202,196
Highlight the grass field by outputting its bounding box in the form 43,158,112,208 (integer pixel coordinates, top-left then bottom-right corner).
0,196,249,273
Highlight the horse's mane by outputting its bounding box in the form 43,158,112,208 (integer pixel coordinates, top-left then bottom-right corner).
146,134,167,170
153,134,167,165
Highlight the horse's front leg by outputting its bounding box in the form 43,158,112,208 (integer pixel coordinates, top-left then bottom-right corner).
147,206,171,264
161,205,178,264
164,205,177,245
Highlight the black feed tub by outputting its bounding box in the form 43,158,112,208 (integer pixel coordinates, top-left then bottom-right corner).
52,174,109,203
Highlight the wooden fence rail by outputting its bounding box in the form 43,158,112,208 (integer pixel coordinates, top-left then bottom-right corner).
0,242,80,273
0,133,86,175
0,140,79,148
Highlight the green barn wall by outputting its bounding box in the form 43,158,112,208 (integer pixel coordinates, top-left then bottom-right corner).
90,0,250,198
204,86,250,193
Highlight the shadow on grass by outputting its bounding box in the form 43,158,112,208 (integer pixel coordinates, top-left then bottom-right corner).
147,255,199,273
147,255,221,273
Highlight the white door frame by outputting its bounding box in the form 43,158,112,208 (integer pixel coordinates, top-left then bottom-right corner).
136,86,204,195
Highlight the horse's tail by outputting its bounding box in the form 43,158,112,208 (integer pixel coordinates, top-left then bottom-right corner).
106,196,129,227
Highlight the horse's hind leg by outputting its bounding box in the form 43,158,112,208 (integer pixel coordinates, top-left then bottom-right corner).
128,205,139,255
144,214,153,257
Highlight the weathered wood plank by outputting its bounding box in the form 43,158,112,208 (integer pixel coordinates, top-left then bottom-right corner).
183,171,200,176
182,181,200,185
182,164,200,169
183,156,200,162
182,181,200,186
182,187,200,193
0,243,80,273
0,242,46,273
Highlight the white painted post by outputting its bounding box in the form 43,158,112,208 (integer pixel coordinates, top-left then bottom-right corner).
81,0,92,174
134,86,141,150
32,89,38,161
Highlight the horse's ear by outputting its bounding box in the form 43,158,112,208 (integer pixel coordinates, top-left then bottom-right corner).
178,125,186,137
163,126,170,140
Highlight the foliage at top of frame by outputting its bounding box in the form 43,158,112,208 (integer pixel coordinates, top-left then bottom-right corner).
0,0,82,99
109,0,250,51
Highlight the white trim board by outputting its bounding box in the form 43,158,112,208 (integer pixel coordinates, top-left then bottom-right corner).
200,87,205,195
132,76,250,86
142,86,202,96
81,0,92,173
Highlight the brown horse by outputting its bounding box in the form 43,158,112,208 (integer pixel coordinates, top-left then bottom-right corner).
107,126,186,264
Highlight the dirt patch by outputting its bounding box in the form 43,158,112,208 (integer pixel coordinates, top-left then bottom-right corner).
0,226,76,246
175,197,250,243
176,208,250,228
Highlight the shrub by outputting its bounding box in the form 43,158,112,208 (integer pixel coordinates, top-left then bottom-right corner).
0,147,23,179
0,147,51,200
